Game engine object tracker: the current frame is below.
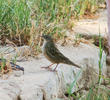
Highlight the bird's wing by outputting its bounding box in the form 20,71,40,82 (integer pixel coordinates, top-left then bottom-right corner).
45,42,69,62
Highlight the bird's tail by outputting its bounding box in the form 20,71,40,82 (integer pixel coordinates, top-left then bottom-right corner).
63,58,81,68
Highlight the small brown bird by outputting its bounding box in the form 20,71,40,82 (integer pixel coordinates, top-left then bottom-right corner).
41,35,81,71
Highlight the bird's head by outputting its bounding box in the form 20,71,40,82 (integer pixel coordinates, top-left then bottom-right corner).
41,35,53,42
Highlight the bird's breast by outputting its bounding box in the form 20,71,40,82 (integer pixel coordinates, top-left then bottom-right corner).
42,41,55,63
42,40,47,54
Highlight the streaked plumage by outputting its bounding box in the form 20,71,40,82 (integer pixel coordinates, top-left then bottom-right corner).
41,35,81,71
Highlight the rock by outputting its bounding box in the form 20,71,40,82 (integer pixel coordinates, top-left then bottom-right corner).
0,80,21,100
0,43,107,100
0,45,31,61
73,9,107,37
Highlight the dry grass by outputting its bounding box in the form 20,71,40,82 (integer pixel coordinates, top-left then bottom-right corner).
0,0,105,49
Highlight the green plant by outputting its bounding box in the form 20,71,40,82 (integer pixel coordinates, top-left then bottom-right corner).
98,34,103,84
0,0,31,34
0,0,105,46
0,57,7,73
66,33,110,100
81,33,109,100
67,70,82,99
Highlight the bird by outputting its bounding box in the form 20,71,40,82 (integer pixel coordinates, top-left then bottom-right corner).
0,58,24,73
41,35,81,71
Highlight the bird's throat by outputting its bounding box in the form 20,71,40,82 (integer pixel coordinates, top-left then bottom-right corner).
42,40,47,54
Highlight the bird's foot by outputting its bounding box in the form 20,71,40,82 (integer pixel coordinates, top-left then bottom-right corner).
41,66,57,72
41,63,54,69
41,66,51,69
41,63,57,72
52,69,57,72
47,68,57,72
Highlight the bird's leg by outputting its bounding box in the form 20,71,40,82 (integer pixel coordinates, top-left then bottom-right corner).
53,64,59,71
41,63,55,69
